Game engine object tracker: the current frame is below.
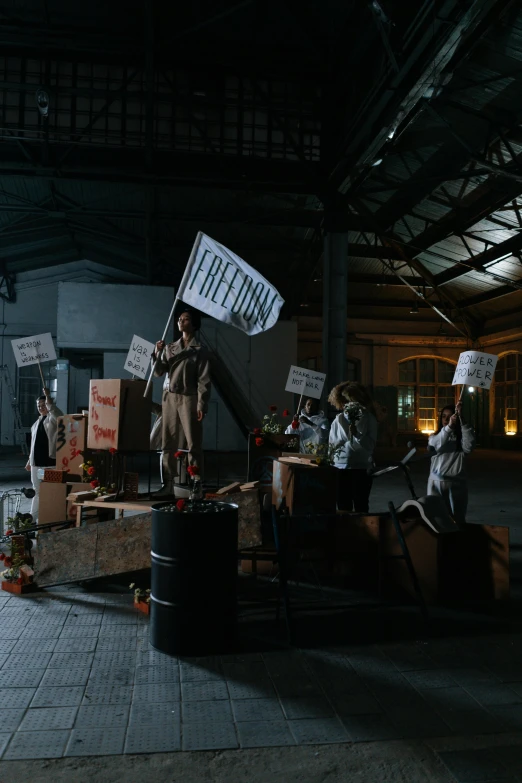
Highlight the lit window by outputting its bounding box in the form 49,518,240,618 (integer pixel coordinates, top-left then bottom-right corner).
494,354,522,436
398,358,456,434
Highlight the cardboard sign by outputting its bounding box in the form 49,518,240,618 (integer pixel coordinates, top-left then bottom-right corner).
87,379,151,451
285,365,326,399
452,350,498,390
55,414,88,477
11,333,56,368
124,335,155,380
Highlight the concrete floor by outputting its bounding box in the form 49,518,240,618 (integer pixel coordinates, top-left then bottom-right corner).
1,444,522,782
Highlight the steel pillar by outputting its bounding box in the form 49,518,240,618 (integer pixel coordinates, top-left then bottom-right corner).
322,203,348,401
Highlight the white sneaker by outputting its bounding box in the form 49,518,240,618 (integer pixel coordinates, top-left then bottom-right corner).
153,484,173,497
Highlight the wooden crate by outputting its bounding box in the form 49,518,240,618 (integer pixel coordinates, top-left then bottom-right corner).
272,459,337,516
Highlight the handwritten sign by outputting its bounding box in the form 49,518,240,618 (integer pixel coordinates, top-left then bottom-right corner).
124,335,155,381
11,332,56,368
55,415,87,476
285,365,326,399
452,350,498,390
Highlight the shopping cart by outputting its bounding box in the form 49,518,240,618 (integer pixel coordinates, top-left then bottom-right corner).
0,488,35,537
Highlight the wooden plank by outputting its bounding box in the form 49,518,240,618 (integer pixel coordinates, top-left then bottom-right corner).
215,482,242,495
35,512,152,587
36,526,98,585
76,499,153,512
94,514,152,577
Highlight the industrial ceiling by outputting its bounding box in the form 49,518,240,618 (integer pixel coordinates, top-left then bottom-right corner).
0,0,521,340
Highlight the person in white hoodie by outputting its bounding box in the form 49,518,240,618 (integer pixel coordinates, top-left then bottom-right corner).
427,401,475,524
24,387,63,523
285,398,329,453
328,381,378,513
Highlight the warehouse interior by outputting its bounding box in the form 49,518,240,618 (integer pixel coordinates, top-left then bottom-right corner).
1,1,522,781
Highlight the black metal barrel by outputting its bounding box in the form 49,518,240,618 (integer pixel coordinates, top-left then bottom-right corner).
150,501,238,656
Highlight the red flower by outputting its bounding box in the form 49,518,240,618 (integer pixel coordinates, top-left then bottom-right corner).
16,577,23,585
3,557,12,567
87,466,96,476
269,405,277,412
291,420,299,430
0,553,5,561
282,409,290,417
176,499,186,511
187,465,200,477
4,529,13,536
109,447,117,454
255,437,264,447
90,480,99,488
174,451,184,459
253,428,262,436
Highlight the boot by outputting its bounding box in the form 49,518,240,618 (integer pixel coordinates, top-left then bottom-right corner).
153,481,173,497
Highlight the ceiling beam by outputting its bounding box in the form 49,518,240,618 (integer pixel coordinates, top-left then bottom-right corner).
346,273,431,287
434,232,522,286
459,285,521,308
0,142,322,195
407,163,522,259
328,0,512,195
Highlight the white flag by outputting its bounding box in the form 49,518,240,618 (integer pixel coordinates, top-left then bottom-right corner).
177,233,284,336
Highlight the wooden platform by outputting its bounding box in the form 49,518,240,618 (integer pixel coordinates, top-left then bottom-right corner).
35,512,152,587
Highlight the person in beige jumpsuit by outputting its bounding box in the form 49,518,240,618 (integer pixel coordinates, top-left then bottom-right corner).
153,309,211,494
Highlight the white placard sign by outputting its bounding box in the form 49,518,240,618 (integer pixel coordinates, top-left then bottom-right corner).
285,365,326,399
124,335,155,380
11,333,56,368
451,350,498,390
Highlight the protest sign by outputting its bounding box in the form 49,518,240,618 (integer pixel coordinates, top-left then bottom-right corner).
451,350,498,390
177,232,284,336
124,335,155,381
285,366,326,399
11,333,56,368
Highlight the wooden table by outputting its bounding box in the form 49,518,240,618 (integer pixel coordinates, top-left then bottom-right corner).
75,499,154,527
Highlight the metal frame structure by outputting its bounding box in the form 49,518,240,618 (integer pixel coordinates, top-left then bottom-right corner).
0,0,520,334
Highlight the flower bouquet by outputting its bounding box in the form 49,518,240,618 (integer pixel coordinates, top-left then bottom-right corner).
304,441,344,467
344,401,364,442
253,406,296,449
78,459,116,498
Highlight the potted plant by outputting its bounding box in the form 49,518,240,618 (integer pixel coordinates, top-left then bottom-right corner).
0,552,34,594
130,583,150,615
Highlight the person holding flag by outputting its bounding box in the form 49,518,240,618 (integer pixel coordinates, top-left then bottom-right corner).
145,232,284,495
152,308,211,496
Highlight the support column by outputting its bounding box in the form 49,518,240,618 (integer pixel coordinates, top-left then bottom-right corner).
322,203,348,402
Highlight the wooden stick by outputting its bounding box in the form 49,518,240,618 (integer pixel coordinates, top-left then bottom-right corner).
296,392,304,415
36,358,45,389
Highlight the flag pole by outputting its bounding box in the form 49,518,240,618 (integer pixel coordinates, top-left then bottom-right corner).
144,232,203,398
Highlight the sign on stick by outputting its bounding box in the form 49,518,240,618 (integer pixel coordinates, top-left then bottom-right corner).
285,365,326,399
11,333,56,368
124,335,155,380
451,350,498,390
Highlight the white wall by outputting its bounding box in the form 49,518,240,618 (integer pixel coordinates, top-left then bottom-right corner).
0,272,298,451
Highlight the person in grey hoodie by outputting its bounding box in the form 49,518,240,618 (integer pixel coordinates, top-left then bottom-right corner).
427,401,475,524
328,381,378,513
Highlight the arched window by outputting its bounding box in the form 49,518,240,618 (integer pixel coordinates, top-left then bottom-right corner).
493,353,522,436
398,357,456,434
